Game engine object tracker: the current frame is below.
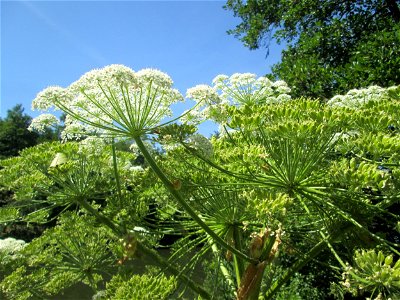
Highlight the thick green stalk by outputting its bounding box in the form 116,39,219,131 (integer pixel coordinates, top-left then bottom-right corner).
233,225,244,286
210,242,236,295
133,136,258,264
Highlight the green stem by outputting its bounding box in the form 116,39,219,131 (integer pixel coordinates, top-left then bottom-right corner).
136,242,211,299
233,225,244,286
321,232,373,286
77,197,123,235
210,242,237,295
134,136,258,264
264,226,351,299
78,197,211,299
111,139,123,209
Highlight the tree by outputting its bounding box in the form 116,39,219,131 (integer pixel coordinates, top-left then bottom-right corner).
225,0,400,98
0,105,39,159
0,105,59,159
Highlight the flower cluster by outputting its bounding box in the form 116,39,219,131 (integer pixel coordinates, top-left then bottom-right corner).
187,134,214,159
213,73,291,105
183,73,291,126
31,65,183,140
32,86,71,111
186,85,222,105
158,132,214,160
28,113,60,133
327,85,396,108
0,238,26,264
60,115,87,141
340,249,400,298
78,136,107,156
130,140,158,158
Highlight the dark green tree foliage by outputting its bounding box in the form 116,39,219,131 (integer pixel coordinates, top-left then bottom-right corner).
0,105,39,159
225,0,400,98
0,105,58,159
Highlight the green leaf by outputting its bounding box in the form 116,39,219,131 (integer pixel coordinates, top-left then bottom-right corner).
0,207,19,223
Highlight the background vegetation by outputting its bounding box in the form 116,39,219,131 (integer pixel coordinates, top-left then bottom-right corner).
1,1,399,299
225,0,400,98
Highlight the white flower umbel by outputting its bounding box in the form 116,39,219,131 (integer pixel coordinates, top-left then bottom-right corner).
0,238,26,265
183,84,225,125
32,65,184,140
214,73,290,105
0,238,26,255
32,86,71,111
186,85,221,105
78,136,107,156
187,133,214,159
327,85,390,108
28,113,60,133
184,73,291,125
136,68,174,88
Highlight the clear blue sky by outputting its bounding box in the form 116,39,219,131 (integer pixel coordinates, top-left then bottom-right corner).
1,0,284,134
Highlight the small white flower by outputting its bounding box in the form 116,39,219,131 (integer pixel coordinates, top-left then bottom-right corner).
129,165,144,172
275,85,291,94
0,238,26,254
32,65,183,140
327,85,390,108
342,279,351,288
230,73,256,85
136,68,174,88
69,64,136,92
180,109,204,125
272,80,287,88
28,113,59,133
184,73,291,125
186,85,221,105
256,76,273,87
78,136,106,155
212,74,229,86
187,134,214,159
32,86,71,111
276,94,292,102
60,118,86,141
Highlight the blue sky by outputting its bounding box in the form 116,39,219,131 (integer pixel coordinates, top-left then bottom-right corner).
1,0,284,134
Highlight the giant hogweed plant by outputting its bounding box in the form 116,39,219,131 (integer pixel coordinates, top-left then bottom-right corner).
0,65,400,299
